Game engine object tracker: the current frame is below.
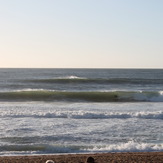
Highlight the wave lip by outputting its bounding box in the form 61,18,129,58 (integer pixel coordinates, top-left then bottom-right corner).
0,90,163,102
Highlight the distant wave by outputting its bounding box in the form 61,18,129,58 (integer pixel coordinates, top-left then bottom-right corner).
0,90,163,102
27,76,89,84
2,110,163,120
26,77,163,85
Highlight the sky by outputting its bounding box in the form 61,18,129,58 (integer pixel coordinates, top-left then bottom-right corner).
0,0,163,68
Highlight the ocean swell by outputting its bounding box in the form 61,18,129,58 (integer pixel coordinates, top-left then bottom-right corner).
0,90,163,102
26,77,163,85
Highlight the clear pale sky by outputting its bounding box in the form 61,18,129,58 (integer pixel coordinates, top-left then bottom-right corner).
0,0,163,68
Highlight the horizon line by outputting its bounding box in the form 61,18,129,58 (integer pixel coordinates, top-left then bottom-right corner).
0,67,162,69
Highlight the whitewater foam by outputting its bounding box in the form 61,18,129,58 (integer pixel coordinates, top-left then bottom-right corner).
1,141,162,155
66,76,85,79
1,110,163,120
84,141,163,153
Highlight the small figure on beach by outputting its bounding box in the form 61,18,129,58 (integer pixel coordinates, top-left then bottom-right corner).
86,156,95,163
45,160,55,163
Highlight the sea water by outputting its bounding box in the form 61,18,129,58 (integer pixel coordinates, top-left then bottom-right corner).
0,68,162,155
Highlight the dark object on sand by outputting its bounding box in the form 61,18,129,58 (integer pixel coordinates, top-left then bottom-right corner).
86,156,95,163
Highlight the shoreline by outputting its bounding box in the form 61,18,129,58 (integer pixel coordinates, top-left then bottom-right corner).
0,152,162,163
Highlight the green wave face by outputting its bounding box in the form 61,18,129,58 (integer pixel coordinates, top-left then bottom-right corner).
0,90,161,102
0,91,118,102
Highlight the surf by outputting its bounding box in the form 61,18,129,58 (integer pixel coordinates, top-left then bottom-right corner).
2,110,162,120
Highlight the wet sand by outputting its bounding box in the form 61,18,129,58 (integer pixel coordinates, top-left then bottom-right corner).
0,152,162,163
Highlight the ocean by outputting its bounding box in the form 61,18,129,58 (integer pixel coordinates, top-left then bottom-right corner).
0,68,162,155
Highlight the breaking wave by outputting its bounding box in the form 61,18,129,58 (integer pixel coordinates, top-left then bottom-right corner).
0,141,162,155
0,90,163,102
84,141,163,153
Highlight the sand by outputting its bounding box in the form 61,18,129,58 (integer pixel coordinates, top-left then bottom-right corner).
0,152,162,163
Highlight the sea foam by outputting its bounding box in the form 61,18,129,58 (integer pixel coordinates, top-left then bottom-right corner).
1,110,163,120
84,141,163,153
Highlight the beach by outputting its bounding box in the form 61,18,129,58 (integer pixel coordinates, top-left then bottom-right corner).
0,152,163,163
